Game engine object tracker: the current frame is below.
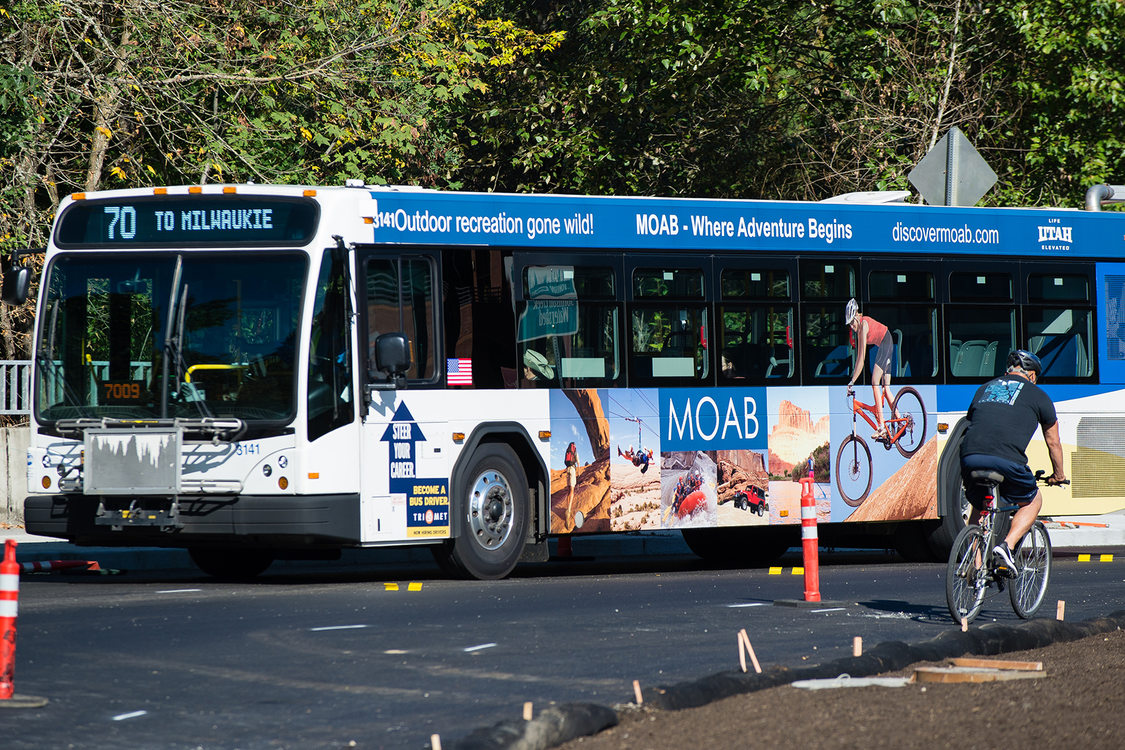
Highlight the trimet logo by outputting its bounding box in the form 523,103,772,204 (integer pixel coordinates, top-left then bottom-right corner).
1037,225,1073,244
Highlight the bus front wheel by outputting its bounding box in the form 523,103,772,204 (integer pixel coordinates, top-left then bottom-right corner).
442,444,530,580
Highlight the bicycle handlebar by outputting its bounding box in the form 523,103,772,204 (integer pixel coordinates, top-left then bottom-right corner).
1034,469,1070,487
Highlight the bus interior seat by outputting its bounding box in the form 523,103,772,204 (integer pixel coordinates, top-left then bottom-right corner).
979,340,998,376
764,345,792,378
1029,333,1088,377
814,344,852,379
951,339,990,377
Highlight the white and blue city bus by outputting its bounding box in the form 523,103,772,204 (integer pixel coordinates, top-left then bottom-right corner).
8,181,1125,579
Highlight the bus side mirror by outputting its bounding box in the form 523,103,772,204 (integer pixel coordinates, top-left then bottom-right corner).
371,332,411,389
2,264,31,305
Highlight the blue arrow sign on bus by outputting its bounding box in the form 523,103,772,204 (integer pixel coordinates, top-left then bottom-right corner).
381,402,426,493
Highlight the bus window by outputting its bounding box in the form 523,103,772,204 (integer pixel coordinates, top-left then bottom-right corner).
866,269,938,381
948,270,1015,379
364,256,437,383
629,267,708,385
308,247,355,440
718,268,794,382
518,265,620,387
1026,308,1094,379
799,260,857,382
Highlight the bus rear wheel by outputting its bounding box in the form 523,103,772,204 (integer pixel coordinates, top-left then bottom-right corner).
441,444,530,580
189,547,275,580
681,527,791,566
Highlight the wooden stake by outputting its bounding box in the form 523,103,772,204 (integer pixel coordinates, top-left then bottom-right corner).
738,632,747,672
431,734,442,750
738,629,762,674
950,657,1043,671
1056,599,1065,621
852,636,862,657
523,702,533,721
632,679,643,705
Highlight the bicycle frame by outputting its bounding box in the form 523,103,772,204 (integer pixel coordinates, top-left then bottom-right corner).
946,470,1054,624
848,390,907,445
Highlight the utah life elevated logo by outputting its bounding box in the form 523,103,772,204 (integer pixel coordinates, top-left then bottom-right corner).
1038,217,1073,253
381,402,450,538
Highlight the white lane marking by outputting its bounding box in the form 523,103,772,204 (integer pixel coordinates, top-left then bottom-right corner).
810,607,846,613
112,710,148,721
156,589,202,594
463,643,497,652
310,624,369,632
727,602,768,608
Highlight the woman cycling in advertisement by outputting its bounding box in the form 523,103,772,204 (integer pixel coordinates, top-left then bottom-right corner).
844,298,896,441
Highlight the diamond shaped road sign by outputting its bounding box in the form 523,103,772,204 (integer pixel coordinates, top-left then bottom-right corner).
908,126,997,206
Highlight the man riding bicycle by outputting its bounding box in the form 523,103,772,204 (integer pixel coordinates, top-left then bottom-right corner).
959,349,1067,574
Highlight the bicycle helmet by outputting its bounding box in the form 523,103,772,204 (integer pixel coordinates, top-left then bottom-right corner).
844,298,859,325
1007,349,1043,375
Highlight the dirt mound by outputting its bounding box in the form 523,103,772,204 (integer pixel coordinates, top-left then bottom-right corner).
555,626,1125,749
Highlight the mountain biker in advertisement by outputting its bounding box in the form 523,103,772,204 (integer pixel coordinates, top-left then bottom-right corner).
844,298,895,441
959,349,1067,574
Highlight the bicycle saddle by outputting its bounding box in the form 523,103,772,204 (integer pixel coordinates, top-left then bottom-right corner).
969,469,1005,485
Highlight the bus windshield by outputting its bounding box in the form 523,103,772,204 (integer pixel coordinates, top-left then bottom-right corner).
35,252,306,423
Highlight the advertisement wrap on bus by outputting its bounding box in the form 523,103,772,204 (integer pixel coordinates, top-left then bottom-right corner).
7,182,1125,579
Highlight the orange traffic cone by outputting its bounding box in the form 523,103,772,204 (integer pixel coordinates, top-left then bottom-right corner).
0,539,48,709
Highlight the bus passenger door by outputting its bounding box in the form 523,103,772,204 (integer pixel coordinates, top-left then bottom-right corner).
357,249,446,544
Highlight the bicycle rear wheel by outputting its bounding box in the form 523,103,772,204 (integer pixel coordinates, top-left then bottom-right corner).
946,525,988,624
892,386,927,458
1009,520,1052,618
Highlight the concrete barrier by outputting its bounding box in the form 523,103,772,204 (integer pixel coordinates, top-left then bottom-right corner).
1,427,29,527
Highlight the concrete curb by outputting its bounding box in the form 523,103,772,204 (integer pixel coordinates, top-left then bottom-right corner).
446,610,1125,749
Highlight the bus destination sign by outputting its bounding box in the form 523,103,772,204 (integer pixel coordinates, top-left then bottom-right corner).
55,195,320,248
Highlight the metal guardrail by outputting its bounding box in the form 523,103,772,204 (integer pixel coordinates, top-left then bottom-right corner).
0,360,31,415
1,360,155,416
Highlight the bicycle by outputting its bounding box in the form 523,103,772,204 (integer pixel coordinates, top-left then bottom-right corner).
945,470,1065,624
835,386,927,506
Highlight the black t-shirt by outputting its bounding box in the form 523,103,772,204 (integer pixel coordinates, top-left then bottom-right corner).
960,373,1057,465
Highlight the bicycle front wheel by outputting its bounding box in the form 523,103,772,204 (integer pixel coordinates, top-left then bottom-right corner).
1009,520,1052,618
892,386,927,458
946,525,988,624
835,434,872,506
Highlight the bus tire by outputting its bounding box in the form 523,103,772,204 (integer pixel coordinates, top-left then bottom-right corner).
446,444,530,580
927,417,971,559
189,547,275,580
681,527,792,566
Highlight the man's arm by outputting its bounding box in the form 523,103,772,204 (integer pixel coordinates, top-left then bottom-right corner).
1043,420,1067,484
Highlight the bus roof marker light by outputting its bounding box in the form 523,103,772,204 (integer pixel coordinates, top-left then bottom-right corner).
452,432,465,442
188,186,202,194
308,472,319,479
538,430,551,440
223,186,236,194
153,188,167,195
72,193,86,201
303,189,317,197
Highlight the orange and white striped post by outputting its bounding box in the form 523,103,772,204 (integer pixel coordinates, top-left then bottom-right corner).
798,476,821,602
1,539,19,699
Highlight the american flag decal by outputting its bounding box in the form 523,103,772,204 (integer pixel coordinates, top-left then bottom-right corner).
446,358,473,385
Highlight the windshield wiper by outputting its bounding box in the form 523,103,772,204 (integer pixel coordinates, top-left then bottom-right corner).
160,261,214,420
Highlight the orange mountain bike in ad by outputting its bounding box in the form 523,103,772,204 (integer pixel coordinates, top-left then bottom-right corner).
835,386,927,506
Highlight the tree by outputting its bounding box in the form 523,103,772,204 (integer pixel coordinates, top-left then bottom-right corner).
0,0,561,358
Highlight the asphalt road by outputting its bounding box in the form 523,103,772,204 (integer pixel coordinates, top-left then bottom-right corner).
5,548,1125,749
